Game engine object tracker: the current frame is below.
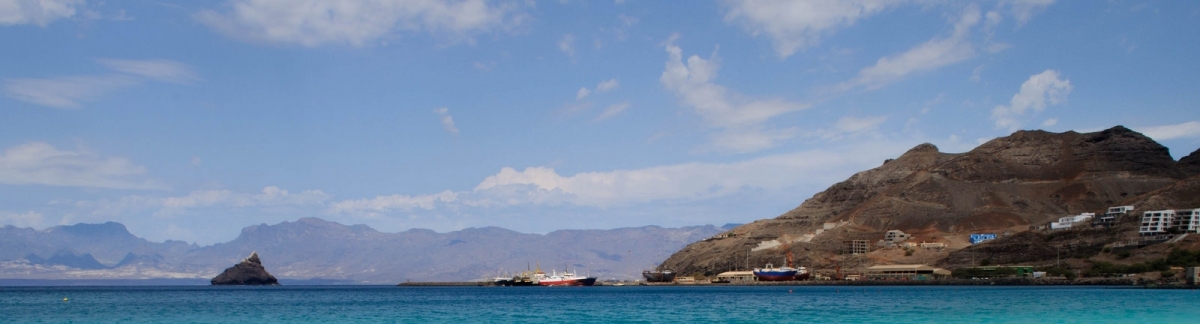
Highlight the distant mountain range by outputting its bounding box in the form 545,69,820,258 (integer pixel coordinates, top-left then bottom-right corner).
0,218,729,283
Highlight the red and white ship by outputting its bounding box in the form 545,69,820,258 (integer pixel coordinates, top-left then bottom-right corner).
536,269,597,286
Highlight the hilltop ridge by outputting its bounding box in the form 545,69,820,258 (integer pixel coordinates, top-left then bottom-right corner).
661,126,1199,276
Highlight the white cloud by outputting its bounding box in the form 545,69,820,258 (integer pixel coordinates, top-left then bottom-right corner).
3,75,135,109
593,102,630,122
0,210,44,228
596,78,619,92
160,186,329,210
469,142,901,207
94,59,199,84
3,59,196,109
575,78,618,101
722,0,896,58
1041,118,1058,127
329,190,458,214
1137,121,1200,141
472,61,496,71
970,65,985,82
991,69,1071,131
834,5,980,92
195,0,526,47
558,34,575,57
661,37,810,153
433,107,460,135
0,142,165,190
0,0,83,26
78,186,330,217
1005,0,1055,26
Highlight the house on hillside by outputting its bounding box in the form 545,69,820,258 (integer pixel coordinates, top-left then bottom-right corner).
969,233,997,244
919,242,945,250
884,230,912,243
1140,210,1175,236
1050,213,1095,230
1171,208,1200,234
1094,205,1135,228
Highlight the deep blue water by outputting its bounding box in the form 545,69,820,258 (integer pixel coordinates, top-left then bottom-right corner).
2,285,1198,323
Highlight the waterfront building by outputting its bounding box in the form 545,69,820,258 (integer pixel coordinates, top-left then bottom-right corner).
1140,210,1176,236
715,271,757,282
960,266,1036,277
864,264,950,280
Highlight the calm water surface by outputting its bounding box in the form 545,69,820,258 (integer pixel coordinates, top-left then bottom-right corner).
2,285,1197,323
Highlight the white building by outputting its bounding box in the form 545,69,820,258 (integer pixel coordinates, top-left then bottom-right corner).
1140,210,1176,235
1172,208,1200,234
884,230,912,243
1050,213,1095,230
1107,206,1135,215
1096,205,1135,227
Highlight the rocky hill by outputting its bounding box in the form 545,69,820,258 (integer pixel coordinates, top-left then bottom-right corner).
661,126,1199,277
0,218,726,283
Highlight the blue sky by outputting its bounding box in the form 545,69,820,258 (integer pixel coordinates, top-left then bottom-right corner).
2,0,1198,245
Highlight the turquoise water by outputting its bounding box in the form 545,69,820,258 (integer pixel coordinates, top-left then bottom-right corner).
2,285,1197,323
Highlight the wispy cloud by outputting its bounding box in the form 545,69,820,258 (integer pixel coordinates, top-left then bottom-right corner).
329,190,458,214
0,210,43,228
660,35,809,153
593,102,630,122
991,69,1071,131
195,0,527,47
1136,121,1200,141
575,78,619,101
833,5,981,92
0,142,166,190
0,0,83,26
810,115,888,141
1006,0,1056,26
433,107,460,135
558,34,576,58
95,59,200,84
3,58,197,109
721,0,897,58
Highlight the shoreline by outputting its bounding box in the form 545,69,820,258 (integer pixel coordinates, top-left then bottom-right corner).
397,278,1197,288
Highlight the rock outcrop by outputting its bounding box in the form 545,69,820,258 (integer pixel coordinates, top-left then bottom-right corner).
660,126,1197,277
211,252,279,285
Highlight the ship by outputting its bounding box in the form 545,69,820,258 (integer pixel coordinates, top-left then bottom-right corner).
642,269,676,282
492,263,543,286
752,251,809,281
537,269,597,286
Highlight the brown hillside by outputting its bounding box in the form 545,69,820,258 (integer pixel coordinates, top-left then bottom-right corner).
660,126,1194,277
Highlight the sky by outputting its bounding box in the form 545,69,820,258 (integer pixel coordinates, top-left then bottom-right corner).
2,0,1199,245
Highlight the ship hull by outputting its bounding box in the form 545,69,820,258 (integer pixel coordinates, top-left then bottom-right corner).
538,277,597,286
753,270,798,281
642,271,676,282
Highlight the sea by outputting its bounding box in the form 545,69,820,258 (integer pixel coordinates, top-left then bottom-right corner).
2,285,1198,323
